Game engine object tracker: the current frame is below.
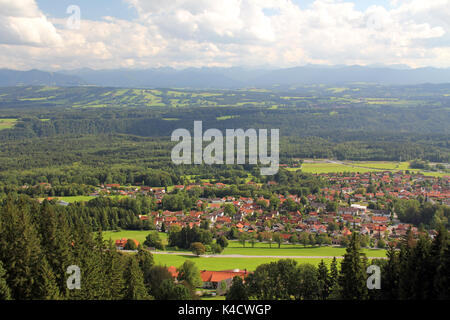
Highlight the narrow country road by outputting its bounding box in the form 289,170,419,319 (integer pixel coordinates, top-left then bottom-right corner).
147,251,387,260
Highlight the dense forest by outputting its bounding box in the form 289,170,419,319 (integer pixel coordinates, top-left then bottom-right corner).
0,196,195,300
1,85,450,168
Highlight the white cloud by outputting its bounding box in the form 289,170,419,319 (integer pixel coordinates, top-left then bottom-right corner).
0,0,62,46
0,0,449,70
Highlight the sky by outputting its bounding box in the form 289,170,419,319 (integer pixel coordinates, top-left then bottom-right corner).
0,0,449,71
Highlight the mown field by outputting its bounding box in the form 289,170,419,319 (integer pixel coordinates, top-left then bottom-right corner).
0,118,17,130
103,230,168,245
290,160,448,177
152,254,333,271
223,240,387,257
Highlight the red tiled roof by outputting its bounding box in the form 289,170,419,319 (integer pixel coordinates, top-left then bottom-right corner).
200,270,249,283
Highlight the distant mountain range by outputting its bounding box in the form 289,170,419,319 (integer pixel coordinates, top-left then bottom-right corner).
2,65,450,88
0,69,85,87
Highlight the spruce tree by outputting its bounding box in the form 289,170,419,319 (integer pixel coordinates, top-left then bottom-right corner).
408,235,433,299
123,256,150,300
226,276,248,300
317,260,330,300
431,226,448,300
381,244,400,299
436,233,450,300
338,232,369,300
0,261,11,300
37,201,73,297
0,197,61,299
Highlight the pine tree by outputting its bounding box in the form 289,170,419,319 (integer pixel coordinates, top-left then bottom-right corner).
136,248,154,288
37,259,62,300
317,260,330,300
327,257,341,300
0,261,11,300
381,244,400,299
408,235,433,299
37,201,73,298
123,256,150,300
0,197,61,299
68,229,108,300
329,257,339,287
431,226,448,300
436,233,450,300
398,231,433,300
101,240,126,299
226,276,248,300
338,232,369,300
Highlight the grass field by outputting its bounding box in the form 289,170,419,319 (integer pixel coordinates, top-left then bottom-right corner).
0,118,17,130
102,230,385,272
103,230,167,245
223,240,386,257
38,195,96,203
290,160,448,177
152,254,333,271
295,162,383,174
201,295,226,300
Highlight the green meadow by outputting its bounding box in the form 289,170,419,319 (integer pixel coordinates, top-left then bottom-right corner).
152,254,332,271
295,162,383,174
102,230,385,271
290,160,448,177
102,230,168,245
0,118,18,130
223,241,386,258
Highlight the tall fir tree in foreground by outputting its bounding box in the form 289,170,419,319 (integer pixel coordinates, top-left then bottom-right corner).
0,261,11,300
36,201,73,298
0,196,61,299
123,256,151,300
317,259,330,300
327,257,341,300
338,232,369,300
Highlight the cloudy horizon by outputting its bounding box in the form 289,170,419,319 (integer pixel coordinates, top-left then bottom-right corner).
1,0,449,71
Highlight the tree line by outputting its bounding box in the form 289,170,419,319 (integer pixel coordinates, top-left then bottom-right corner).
226,230,449,300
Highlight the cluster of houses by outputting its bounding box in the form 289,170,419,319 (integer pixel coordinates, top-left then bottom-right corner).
32,170,449,246
135,171,449,245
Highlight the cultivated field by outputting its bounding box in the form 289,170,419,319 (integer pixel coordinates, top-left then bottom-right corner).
0,118,17,130
290,160,448,177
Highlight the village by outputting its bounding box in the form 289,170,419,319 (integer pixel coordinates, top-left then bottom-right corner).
96,170,450,250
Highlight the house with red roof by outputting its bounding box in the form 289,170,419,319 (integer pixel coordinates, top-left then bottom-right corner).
200,269,249,289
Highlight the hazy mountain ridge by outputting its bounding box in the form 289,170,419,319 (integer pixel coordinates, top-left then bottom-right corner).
1,65,450,88
0,69,86,87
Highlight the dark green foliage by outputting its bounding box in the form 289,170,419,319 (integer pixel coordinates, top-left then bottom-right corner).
169,226,213,249
190,242,206,256
317,260,330,300
144,231,165,250
338,233,369,300
216,235,228,248
124,239,137,250
145,265,190,300
177,261,202,288
122,256,151,300
226,276,248,300
0,196,61,299
0,261,11,300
